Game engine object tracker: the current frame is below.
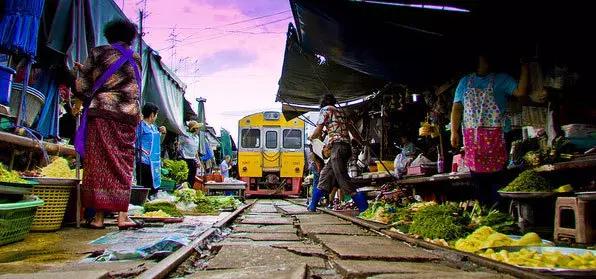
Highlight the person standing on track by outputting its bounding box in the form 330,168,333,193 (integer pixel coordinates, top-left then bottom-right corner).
307,94,368,213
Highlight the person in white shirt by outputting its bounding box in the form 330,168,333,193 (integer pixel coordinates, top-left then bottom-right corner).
220,155,231,178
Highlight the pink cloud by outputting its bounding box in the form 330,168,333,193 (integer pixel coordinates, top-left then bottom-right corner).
119,0,292,139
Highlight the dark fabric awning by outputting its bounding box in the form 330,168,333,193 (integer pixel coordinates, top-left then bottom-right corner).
289,0,594,86
276,23,384,106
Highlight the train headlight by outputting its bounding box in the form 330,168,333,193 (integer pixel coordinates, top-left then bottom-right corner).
294,167,300,173
242,166,248,172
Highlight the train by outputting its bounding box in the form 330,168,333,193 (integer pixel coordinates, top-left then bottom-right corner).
237,111,305,196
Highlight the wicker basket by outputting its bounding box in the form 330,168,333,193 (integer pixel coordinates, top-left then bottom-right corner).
30,185,74,232
0,198,44,246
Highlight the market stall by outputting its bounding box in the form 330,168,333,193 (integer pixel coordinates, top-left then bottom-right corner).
279,1,596,276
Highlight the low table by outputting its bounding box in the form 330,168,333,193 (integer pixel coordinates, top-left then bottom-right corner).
204,182,247,198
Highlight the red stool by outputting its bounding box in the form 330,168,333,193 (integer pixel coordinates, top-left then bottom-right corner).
554,197,594,244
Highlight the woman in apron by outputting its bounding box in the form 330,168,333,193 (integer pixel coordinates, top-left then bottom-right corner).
450,54,529,206
73,20,144,230
137,102,166,197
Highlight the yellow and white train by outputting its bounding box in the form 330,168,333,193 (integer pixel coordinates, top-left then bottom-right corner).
237,111,305,196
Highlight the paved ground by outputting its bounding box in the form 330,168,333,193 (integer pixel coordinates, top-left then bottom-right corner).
198,200,510,279
0,200,515,278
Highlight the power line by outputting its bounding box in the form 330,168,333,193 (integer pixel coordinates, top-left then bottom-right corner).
145,10,290,30
177,16,291,47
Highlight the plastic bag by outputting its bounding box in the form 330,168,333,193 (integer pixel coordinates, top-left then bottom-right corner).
154,191,176,202
394,153,412,177
411,154,432,167
176,201,197,212
128,204,144,216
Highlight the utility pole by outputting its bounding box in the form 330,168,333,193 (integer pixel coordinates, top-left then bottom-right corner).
167,26,181,70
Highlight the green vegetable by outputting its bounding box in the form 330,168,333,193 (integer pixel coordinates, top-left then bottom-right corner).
174,188,197,204
502,170,551,192
0,163,28,184
143,200,183,217
162,160,189,184
467,202,516,234
409,204,468,241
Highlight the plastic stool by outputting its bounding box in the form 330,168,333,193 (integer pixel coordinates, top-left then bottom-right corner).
554,197,594,244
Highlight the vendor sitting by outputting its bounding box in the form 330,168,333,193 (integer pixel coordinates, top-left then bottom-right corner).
136,102,166,196
394,135,417,177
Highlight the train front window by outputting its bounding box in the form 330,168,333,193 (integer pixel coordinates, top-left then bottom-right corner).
265,131,278,149
283,129,302,149
241,129,260,148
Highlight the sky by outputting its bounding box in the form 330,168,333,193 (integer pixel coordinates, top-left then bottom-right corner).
118,0,293,140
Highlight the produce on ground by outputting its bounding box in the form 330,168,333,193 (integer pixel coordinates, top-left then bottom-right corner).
454,226,542,253
162,160,189,184
143,200,183,217
0,163,28,183
40,157,77,178
408,203,468,241
172,186,242,214
501,170,551,192
479,248,596,269
466,202,516,234
358,201,436,225
138,210,172,218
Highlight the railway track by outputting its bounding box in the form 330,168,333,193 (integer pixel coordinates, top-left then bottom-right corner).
137,199,552,279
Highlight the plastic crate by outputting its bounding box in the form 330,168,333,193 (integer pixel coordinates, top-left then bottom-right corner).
160,179,176,192
0,198,44,246
31,185,74,231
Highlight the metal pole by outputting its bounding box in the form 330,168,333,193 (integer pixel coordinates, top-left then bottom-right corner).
15,59,32,127
74,0,83,228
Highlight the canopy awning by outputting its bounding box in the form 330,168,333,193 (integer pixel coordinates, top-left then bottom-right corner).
276,23,384,107
289,0,594,87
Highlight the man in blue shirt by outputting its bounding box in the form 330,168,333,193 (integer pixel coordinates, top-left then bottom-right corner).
136,103,166,196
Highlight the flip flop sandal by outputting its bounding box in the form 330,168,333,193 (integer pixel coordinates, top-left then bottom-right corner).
118,219,145,230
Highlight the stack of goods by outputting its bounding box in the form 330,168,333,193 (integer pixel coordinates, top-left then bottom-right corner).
501,170,552,192
0,163,29,184
21,157,82,179
156,186,244,215
454,226,543,253
479,248,596,270
142,200,183,217
363,200,517,245
522,136,572,168
162,160,188,184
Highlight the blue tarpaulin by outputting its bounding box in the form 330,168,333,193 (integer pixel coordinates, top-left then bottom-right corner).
0,0,45,57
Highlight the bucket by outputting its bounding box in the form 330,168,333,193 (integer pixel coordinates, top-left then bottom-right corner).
9,83,45,127
0,65,16,105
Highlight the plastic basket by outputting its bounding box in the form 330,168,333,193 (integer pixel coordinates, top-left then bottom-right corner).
0,198,44,246
130,187,150,205
9,83,45,127
160,179,176,192
30,185,74,232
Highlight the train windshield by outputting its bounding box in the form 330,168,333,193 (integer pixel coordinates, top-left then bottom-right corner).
283,129,302,149
241,129,261,148
265,131,278,149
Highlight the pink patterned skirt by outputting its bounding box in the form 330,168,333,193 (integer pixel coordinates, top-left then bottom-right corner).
81,117,136,212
